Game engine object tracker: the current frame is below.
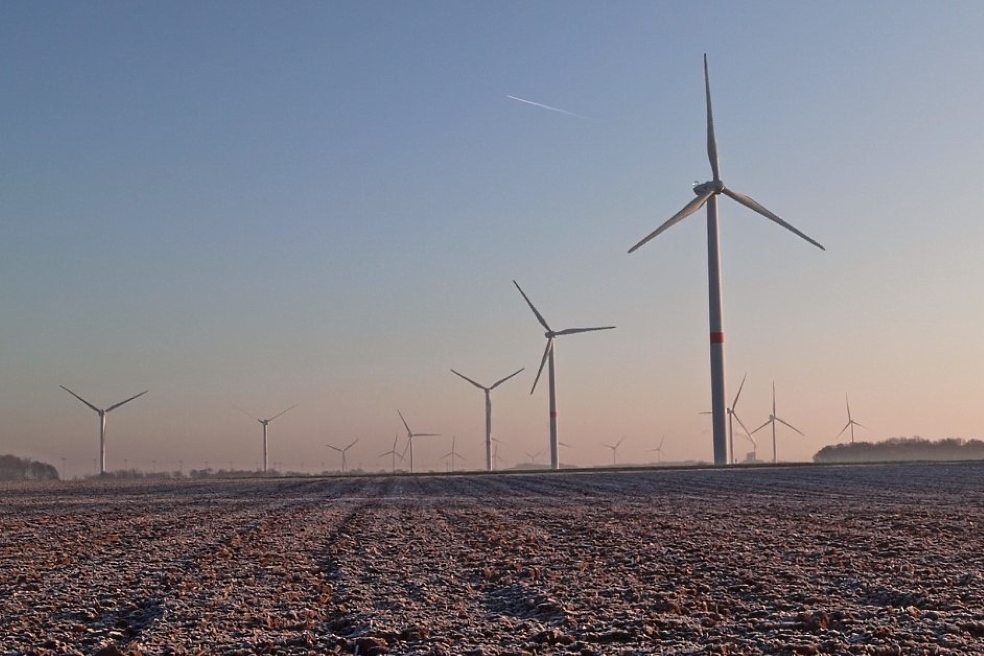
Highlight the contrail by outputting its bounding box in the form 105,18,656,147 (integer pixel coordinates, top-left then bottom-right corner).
506,95,587,119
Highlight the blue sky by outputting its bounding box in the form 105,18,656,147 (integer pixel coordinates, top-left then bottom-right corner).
3,2,984,475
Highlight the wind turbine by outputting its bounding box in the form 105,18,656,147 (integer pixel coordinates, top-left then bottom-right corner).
837,394,867,444
442,435,466,472
450,367,524,472
59,386,148,476
751,383,803,463
236,405,297,473
398,410,438,473
380,435,404,473
513,280,615,471
524,449,545,466
326,438,359,473
628,54,824,466
727,373,754,465
602,436,625,466
648,437,665,464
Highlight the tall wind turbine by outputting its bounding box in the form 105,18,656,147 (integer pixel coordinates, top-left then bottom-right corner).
398,410,438,474
837,394,867,444
603,436,626,466
628,55,824,466
450,367,524,472
728,373,753,465
60,386,148,476
513,280,615,471
648,437,665,464
380,435,403,473
326,438,359,473
237,405,297,473
751,383,803,463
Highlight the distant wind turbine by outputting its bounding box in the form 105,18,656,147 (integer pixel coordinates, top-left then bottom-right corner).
513,280,615,470
450,367,524,472
380,434,403,473
524,449,545,466
326,438,359,473
236,405,297,473
628,55,824,466
837,394,867,444
398,410,438,474
728,373,753,465
60,386,148,476
602,436,625,466
751,383,803,463
442,435,466,473
648,437,665,464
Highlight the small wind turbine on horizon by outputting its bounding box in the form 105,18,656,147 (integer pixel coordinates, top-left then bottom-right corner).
236,404,297,473
728,373,754,465
751,383,803,463
450,367,524,472
648,437,665,464
628,54,824,466
60,386,148,476
326,438,359,473
398,410,438,474
603,436,625,466
442,435,466,472
525,449,545,466
513,280,615,471
380,435,404,473
837,394,867,444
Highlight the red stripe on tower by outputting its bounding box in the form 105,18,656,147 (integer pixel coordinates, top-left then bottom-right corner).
710,332,725,344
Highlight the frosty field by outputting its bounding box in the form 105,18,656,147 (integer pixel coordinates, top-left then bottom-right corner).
2,463,984,655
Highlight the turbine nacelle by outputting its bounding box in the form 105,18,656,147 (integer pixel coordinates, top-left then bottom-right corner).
693,180,723,196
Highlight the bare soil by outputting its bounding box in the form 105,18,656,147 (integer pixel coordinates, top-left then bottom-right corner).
2,463,983,655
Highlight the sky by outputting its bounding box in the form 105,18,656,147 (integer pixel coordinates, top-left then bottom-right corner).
3,1,984,476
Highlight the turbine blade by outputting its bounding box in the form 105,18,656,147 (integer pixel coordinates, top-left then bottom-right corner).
397,410,412,435
733,413,753,438
268,404,297,422
513,280,552,332
346,438,359,450
413,432,440,437
628,190,713,254
855,421,868,430
704,54,720,181
327,445,342,453
721,187,825,251
60,385,101,413
450,369,486,390
554,326,616,336
775,416,804,436
530,338,553,394
105,390,148,413
490,367,525,390
836,422,851,438
732,372,748,408
751,418,771,435
845,394,852,421
233,405,260,422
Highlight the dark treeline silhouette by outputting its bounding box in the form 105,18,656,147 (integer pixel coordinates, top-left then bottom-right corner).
814,436,984,463
0,454,60,481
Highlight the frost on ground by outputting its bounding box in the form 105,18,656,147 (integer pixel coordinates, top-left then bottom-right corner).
2,463,984,655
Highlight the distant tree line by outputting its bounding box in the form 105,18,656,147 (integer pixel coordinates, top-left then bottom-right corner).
0,454,60,481
814,436,984,463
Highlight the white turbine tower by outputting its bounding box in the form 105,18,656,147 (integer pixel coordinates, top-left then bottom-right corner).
751,383,803,463
398,410,438,474
326,438,359,473
603,436,625,466
837,394,867,444
628,55,824,466
513,280,615,471
450,367,524,472
237,405,297,473
648,437,665,464
60,386,148,476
